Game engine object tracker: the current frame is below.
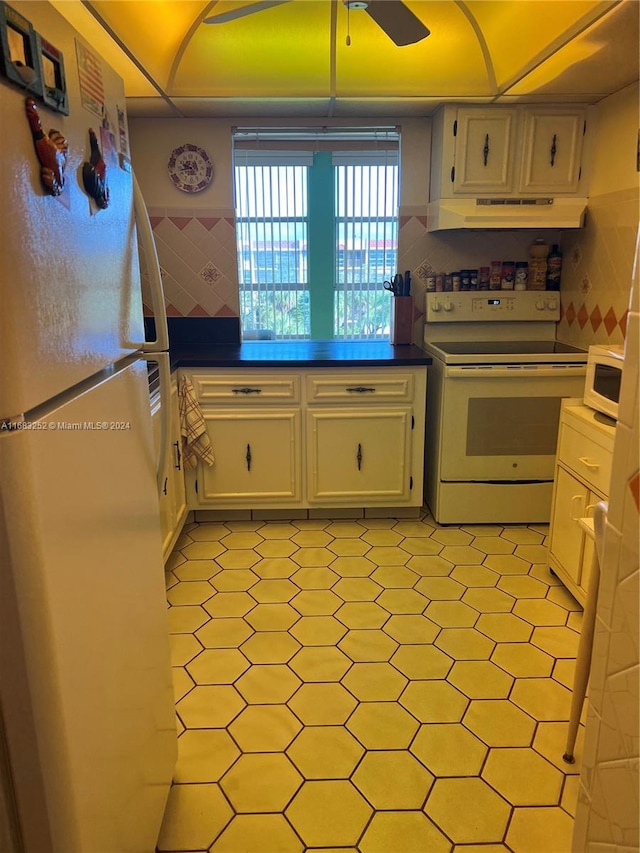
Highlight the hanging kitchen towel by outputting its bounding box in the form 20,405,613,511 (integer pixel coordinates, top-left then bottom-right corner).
178,375,215,470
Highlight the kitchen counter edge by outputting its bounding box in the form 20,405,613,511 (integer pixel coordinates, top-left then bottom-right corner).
170,341,431,370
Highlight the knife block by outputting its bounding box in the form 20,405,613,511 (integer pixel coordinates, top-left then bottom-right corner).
390,296,413,345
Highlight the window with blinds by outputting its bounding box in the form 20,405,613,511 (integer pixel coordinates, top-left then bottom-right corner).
233,128,400,340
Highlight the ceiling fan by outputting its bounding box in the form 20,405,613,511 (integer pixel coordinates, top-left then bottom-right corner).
203,0,430,46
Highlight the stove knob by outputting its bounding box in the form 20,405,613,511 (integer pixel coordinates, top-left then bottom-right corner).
546,297,558,311
535,298,546,310
431,299,442,312
443,301,454,312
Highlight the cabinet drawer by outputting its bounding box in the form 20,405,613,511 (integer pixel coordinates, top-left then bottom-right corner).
189,373,301,404
558,423,612,495
306,372,415,403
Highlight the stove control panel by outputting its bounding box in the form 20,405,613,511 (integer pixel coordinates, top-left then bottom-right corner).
426,291,561,322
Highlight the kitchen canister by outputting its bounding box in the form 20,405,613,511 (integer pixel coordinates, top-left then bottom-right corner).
528,239,549,290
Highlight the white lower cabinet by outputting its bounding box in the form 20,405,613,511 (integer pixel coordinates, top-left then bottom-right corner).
152,375,188,561
183,366,426,511
547,400,615,604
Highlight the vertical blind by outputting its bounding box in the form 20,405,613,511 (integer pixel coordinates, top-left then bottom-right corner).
232,128,400,340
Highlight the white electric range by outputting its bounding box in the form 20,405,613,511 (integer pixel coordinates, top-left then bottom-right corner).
422,292,588,524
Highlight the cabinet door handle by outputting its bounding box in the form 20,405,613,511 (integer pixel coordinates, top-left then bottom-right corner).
346,386,376,394
162,476,168,496
233,387,262,395
550,133,557,167
483,133,490,166
578,456,599,471
246,443,252,472
173,440,182,471
570,494,585,521
356,443,363,471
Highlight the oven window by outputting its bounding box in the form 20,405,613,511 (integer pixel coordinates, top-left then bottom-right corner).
466,397,562,456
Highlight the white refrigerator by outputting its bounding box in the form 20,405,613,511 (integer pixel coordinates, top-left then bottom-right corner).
0,3,176,851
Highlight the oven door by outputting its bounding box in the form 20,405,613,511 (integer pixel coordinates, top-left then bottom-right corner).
440,364,586,481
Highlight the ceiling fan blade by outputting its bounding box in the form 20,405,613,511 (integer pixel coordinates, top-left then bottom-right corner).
364,0,430,46
204,0,290,25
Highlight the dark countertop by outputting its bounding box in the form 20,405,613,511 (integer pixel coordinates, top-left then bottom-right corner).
171,340,431,369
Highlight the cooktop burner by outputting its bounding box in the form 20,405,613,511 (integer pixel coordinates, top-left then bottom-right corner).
424,340,588,365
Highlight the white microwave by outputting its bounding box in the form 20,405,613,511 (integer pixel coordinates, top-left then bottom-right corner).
584,344,624,420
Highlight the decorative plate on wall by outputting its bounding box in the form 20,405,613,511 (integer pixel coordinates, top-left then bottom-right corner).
167,143,213,193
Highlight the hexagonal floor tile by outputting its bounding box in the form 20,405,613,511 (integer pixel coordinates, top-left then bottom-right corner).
332,577,383,602
432,529,473,545
256,522,299,540
425,778,511,845
533,721,584,773
353,751,434,810
435,628,495,660
447,660,513,699
335,602,390,629
166,580,215,606
510,677,572,721
244,603,300,631
290,589,343,615
172,667,194,702
172,560,220,581
366,546,410,566
173,729,240,783
470,536,515,555
290,567,340,589
476,613,533,643
240,631,301,664
482,747,563,805
399,537,444,556
461,587,516,613
450,565,499,587
551,657,576,689
483,554,531,575
463,699,535,747
254,540,298,559
186,648,250,684
514,543,549,564
292,547,336,567
346,702,419,749
176,685,245,728
216,549,261,569
415,576,465,600
203,591,256,618
342,662,408,701
491,642,554,678
500,526,545,545
399,680,468,723
210,569,260,592
338,628,398,662
361,528,403,546
289,646,352,682
393,520,437,538
221,752,302,812
425,600,479,628
220,532,263,550
547,584,582,611
235,664,302,704
505,806,574,853
287,681,357,725
287,726,364,779
383,614,440,644
324,521,368,538
180,541,225,560
196,617,253,649
327,537,371,557
390,645,453,680
497,574,548,598
371,565,421,588
530,626,580,658
411,723,487,777
169,633,203,667
360,811,450,853
286,780,372,848
377,589,429,615
210,814,303,853
440,545,485,565
406,555,453,577
252,557,298,578
250,578,298,603
330,556,376,577
228,704,302,752
289,615,348,646
513,598,570,626
156,783,232,852
291,530,333,548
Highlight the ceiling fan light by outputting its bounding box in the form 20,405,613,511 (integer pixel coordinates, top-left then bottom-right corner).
345,1,368,10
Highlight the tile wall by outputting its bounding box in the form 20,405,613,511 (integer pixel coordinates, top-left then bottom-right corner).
140,208,240,319
572,251,639,850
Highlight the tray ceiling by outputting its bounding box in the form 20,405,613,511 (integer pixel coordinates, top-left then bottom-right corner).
51,0,639,117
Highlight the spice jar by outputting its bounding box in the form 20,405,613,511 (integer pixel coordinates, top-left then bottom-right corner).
514,262,528,290
500,261,515,290
528,239,549,290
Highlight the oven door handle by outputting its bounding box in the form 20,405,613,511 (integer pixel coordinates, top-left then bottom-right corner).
444,366,587,379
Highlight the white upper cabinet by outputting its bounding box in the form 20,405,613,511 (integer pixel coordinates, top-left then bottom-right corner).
518,108,586,193
430,105,587,200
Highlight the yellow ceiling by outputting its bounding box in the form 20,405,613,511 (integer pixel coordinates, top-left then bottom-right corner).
51,0,639,117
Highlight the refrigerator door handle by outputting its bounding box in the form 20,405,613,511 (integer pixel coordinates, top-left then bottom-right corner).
142,352,171,491
133,173,169,353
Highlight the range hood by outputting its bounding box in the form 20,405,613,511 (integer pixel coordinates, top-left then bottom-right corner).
426,197,587,231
